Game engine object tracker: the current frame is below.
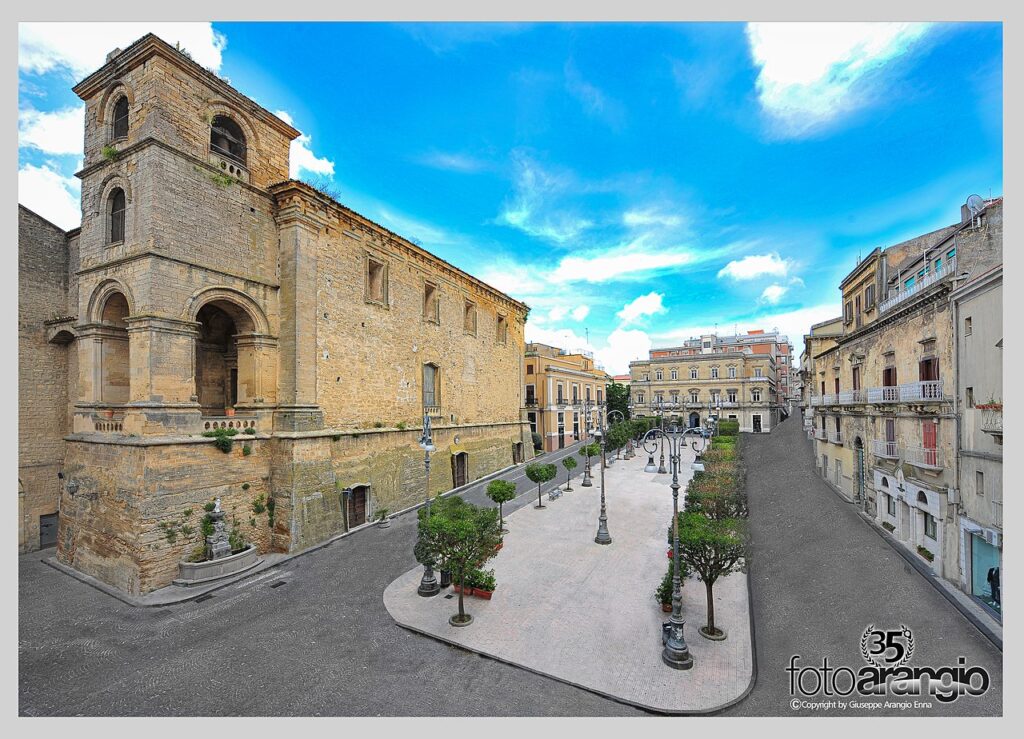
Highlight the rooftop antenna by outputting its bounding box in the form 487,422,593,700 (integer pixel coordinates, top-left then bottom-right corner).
966,194,985,228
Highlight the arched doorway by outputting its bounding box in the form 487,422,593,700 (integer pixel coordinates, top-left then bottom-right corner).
452,452,469,488
194,299,259,415
347,484,369,528
688,412,700,429
100,291,130,403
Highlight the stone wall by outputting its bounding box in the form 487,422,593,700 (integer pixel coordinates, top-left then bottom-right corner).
59,435,273,594
18,206,72,553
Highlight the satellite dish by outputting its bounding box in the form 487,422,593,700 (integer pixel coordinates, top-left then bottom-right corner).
967,194,985,215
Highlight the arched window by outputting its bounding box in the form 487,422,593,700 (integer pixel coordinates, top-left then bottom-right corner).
112,96,129,139
881,477,889,488
210,115,247,165
108,188,125,243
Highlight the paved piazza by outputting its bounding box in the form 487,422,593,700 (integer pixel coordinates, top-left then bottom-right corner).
384,445,753,714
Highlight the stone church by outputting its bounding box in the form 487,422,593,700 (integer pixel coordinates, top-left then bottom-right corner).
18,34,531,594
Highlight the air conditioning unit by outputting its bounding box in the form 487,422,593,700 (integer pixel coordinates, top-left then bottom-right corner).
984,530,1000,548
947,486,959,505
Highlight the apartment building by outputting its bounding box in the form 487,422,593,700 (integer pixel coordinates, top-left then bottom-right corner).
629,331,782,432
805,196,1002,615
524,343,611,452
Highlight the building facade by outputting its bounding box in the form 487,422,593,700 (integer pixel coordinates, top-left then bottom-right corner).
17,35,531,594
804,196,1002,617
523,343,610,452
629,331,782,432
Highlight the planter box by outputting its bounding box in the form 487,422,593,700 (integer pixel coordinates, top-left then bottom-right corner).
473,588,494,600
173,544,260,587
452,584,471,596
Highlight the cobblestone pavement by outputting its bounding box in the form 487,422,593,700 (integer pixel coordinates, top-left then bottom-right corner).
717,415,1002,717
19,422,1002,716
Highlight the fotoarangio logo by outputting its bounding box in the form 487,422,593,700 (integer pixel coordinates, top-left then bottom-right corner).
787,625,991,706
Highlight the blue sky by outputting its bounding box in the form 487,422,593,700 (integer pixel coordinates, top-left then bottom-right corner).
18,22,1002,373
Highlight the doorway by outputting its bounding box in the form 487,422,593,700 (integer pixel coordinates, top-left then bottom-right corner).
753,414,762,433
349,485,368,527
689,412,700,428
39,513,58,549
452,452,469,488
513,442,525,464
854,437,865,503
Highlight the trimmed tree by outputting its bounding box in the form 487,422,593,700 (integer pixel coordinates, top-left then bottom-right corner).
677,511,748,639
561,455,578,491
422,498,502,626
606,381,631,420
486,479,516,532
525,462,557,509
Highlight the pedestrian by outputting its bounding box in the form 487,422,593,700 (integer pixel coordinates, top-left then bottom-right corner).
987,567,1000,605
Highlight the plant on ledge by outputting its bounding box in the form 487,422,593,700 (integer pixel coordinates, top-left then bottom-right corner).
202,427,238,453
917,545,935,562
882,521,896,533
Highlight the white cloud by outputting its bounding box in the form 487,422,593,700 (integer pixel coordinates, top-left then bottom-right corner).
564,59,625,129
622,208,684,229
617,292,667,324
19,107,84,156
551,249,692,284
653,302,839,349
746,22,931,137
497,152,593,244
19,22,227,77
717,252,791,280
417,151,488,173
595,328,653,376
760,284,788,304
548,306,568,322
571,305,590,322
19,162,81,230
273,110,335,180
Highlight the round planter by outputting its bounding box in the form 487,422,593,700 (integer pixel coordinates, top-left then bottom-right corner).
449,614,474,627
661,603,672,613
699,626,728,641
377,519,391,528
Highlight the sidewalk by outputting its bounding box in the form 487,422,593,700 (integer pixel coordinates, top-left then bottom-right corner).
383,448,754,714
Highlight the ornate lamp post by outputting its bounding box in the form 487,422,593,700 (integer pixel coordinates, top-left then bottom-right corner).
640,419,695,670
593,410,612,545
655,398,669,474
581,396,594,487
417,414,440,597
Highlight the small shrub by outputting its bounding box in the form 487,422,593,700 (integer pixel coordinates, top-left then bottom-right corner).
917,545,934,562
183,508,193,518
656,560,675,606
228,524,246,553
165,528,177,544
200,515,215,538
250,517,257,527
241,483,250,491
243,427,256,435
203,502,216,513
373,421,384,428
376,508,390,522
396,421,407,430
332,434,342,441
717,420,740,437
252,494,266,515
202,427,237,453
242,444,252,456
531,432,543,451
187,545,207,562
209,171,236,188
476,569,496,592
180,524,194,537
101,145,119,161
882,521,895,533
267,497,276,528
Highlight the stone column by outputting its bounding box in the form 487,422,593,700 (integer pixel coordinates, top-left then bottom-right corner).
121,316,201,435
274,196,324,431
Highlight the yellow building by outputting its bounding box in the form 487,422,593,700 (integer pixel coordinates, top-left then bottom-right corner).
629,332,781,433
805,195,1002,587
17,35,530,593
524,343,611,451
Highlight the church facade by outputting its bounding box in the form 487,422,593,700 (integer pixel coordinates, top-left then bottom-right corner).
18,34,531,594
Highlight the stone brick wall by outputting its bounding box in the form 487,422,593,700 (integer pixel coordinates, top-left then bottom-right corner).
18,206,73,552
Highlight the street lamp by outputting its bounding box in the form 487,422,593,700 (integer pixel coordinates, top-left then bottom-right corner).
581,396,594,487
593,412,612,545
606,408,629,460
417,414,440,597
640,419,694,670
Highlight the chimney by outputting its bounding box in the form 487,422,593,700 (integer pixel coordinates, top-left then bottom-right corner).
961,202,972,224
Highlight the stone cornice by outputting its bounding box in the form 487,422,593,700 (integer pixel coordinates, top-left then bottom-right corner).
72,34,300,141
76,248,280,290
268,180,530,319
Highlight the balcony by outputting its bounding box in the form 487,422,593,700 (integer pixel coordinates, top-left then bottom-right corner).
871,439,899,459
828,430,843,445
838,389,865,405
720,401,739,408
424,405,442,418
814,428,827,441
866,386,899,404
898,380,944,402
202,415,259,432
524,397,538,407
822,393,838,405
979,407,1003,437
905,446,943,471
686,402,703,408
809,396,823,407
879,258,957,314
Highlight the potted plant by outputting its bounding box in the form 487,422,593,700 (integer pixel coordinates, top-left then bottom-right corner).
473,569,496,600
225,407,235,417
375,508,391,528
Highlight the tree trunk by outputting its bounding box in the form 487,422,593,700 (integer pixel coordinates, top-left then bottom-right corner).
566,471,571,489
498,502,504,529
705,580,715,634
537,484,542,507
458,573,466,620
